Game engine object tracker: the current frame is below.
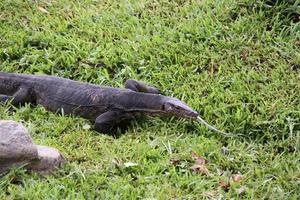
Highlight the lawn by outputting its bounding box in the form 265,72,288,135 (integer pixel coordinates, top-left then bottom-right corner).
0,0,299,199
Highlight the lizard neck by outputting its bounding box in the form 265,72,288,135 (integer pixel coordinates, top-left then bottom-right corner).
120,91,167,113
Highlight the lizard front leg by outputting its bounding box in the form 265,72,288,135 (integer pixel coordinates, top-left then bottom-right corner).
0,87,35,105
124,79,161,94
94,111,135,134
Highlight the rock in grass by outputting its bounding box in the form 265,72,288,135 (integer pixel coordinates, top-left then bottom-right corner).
28,145,66,174
0,120,65,174
0,120,38,174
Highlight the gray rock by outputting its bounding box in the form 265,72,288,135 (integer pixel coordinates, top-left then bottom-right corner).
0,120,38,174
28,145,66,174
0,120,65,174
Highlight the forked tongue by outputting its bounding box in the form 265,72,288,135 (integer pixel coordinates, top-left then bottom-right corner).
197,116,234,137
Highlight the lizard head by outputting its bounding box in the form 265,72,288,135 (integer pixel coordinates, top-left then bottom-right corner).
162,98,198,119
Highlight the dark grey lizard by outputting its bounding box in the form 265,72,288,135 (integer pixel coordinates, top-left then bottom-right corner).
0,72,199,134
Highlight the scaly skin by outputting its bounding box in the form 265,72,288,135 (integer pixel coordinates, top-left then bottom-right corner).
0,72,198,134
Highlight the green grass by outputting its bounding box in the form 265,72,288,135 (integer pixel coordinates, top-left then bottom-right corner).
0,0,299,199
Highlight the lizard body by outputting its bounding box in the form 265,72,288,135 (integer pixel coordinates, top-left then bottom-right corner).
0,72,198,133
